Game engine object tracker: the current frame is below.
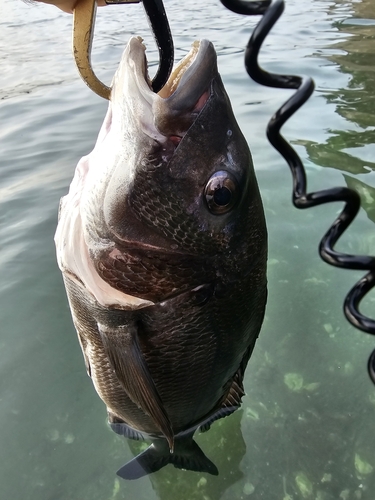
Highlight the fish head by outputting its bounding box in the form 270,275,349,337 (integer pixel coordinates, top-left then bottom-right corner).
56,37,266,305
85,37,263,253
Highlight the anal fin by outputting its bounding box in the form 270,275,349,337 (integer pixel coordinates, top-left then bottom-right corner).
108,413,146,441
110,422,145,441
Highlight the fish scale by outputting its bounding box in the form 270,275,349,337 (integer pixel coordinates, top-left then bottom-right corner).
94,249,214,301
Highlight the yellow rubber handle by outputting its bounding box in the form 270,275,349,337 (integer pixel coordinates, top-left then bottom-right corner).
73,0,111,100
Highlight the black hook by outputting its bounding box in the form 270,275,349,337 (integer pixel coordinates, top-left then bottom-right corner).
142,0,174,93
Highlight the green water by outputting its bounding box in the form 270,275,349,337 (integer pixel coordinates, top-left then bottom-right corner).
1,0,375,498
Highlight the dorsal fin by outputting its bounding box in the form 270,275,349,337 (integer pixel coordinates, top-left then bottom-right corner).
221,373,245,409
198,406,239,433
221,341,257,409
197,342,257,433
98,321,174,450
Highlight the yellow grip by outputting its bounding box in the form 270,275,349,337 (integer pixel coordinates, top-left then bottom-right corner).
73,0,111,100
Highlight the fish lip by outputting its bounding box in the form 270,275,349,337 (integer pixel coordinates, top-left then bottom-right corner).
112,37,217,115
156,39,216,102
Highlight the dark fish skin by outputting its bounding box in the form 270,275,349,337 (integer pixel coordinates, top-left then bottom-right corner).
55,38,267,478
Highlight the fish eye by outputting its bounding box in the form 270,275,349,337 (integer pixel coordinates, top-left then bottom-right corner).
204,171,240,214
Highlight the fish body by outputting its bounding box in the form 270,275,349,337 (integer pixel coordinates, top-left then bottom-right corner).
55,37,267,479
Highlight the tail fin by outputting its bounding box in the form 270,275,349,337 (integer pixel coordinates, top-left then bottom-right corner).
117,437,218,480
170,438,218,475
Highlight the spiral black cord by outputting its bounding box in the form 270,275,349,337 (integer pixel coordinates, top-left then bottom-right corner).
220,0,375,383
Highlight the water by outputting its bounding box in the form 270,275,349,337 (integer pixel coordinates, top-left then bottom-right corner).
1,0,375,498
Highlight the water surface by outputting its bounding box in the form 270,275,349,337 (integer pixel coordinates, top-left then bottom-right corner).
1,0,375,499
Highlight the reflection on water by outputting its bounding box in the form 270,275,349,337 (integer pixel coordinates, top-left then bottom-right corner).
1,0,375,499
299,0,375,223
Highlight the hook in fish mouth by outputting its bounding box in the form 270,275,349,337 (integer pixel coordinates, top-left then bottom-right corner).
110,37,217,139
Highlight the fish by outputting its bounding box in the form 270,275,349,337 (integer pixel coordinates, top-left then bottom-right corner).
54,36,267,480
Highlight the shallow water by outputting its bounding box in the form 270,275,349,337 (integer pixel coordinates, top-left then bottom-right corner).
1,0,375,498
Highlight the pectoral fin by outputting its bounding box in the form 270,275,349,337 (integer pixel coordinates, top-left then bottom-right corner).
98,322,174,450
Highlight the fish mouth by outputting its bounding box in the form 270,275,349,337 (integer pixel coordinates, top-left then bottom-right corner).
157,40,212,100
155,38,216,111
110,37,217,139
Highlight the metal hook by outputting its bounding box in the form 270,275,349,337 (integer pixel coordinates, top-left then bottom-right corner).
142,0,174,93
73,0,174,100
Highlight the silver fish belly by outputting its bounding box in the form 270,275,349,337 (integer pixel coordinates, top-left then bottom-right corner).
55,37,267,479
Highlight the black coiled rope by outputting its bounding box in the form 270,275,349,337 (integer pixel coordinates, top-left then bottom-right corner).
220,0,375,383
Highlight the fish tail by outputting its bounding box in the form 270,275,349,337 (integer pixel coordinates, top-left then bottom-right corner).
116,437,218,480
117,442,170,480
170,437,218,476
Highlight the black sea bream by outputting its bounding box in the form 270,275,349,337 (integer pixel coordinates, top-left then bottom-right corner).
55,37,267,479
